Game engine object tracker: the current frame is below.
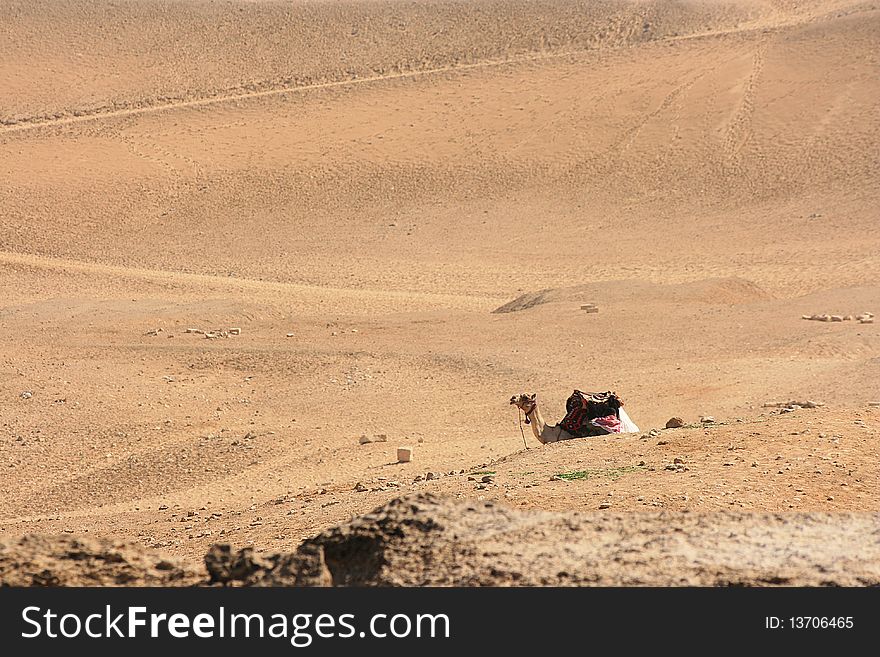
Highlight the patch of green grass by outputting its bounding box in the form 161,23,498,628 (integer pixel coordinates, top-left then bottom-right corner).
553,465,642,481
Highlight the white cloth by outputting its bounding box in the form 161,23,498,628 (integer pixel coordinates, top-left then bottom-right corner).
618,408,640,433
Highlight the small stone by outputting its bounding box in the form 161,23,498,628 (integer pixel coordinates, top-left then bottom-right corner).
673,457,684,464
481,475,495,484
657,440,669,446
286,333,295,338
859,317,874,324
598,502,611,509
229,327,241,335
649,428,661,437
426,472,438,481
20,391,33,399
397,446,413,463
354,482,368,492
830,315,844,322
826,496,834,501
700,416,715,424
665,417,684,429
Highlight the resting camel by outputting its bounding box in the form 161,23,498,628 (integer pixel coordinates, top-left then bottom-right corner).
510,392,639,444
509,393,574,444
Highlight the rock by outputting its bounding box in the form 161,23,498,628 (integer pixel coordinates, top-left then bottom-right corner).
860,317,874,324
426,472,438,481
598,502,611,509
229,327,241,335
868,402,880,407
397,446,413,463
481,475,495,484
831,315,844,322
580,304,599,313
700,416,715,424
649,428,661,437
665,417,685,429
359,434,388,445
354,482,368,492
673,457,684,464
657,440,669,445
19,391,32,399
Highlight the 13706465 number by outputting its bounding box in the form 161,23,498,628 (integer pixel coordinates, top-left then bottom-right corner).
789,617,854,629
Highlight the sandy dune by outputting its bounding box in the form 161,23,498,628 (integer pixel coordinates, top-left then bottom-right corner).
1,0,878,571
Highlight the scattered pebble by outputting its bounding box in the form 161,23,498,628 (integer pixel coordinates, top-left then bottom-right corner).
665,417,684,429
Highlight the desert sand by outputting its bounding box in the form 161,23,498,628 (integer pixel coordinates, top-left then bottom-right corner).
1,0,878,582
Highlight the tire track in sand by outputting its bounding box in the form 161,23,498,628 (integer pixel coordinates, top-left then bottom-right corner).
0,19,811,136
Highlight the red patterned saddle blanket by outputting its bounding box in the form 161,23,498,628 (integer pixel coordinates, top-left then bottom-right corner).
558,390,623,437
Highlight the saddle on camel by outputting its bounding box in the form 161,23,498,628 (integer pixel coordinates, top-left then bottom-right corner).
510,390,640,444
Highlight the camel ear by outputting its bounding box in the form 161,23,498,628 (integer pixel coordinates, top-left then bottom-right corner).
529,393,537,401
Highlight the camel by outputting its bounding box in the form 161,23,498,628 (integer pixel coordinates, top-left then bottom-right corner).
510,392,640,444
509,393,574,444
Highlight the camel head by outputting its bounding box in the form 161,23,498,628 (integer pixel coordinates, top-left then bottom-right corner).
510,393,538,416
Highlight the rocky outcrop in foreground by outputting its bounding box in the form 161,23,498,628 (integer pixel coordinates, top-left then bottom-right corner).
4,495,879,586
0,534,199,586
